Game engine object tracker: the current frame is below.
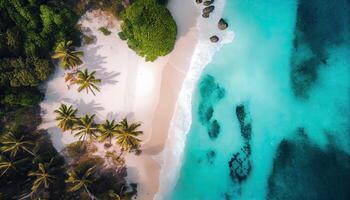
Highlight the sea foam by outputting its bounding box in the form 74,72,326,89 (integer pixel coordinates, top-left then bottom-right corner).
155,0,234,199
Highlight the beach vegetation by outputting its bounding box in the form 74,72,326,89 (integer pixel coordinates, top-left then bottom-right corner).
52,40,84,70
74,68,102,95
116,118,143,152
83,34,96,45
0,0,137,198
54,104,78,132
99,119,119,143
66,141,89,160
66,166,96,195
0,131,35,157
0,155,24,176
0,0,81,116
73,114,99,141
99,26,112,36
0,126,69,199
28,162,56,194
70,0,127,17
119,0,177,61
1,88,44,108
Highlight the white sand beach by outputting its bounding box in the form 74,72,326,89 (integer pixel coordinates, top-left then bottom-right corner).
39,0,233,198
39,1,201,199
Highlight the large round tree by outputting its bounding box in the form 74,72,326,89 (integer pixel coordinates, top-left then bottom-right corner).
119,0,177,61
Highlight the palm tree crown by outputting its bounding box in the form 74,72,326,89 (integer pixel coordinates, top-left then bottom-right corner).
52,40,84,70
74,68,101,95
98,119,118,143
0,132,35,157
116,118,143,152
0,155,26,176
54,104,78,132
66,166,96,199
73,114,98,141
28,162,56,193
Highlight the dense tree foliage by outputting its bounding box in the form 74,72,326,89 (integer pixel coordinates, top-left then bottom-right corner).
0,1,140,198
0,0,81,198
0,0,81,115
0,128,68,199
119,0,177,61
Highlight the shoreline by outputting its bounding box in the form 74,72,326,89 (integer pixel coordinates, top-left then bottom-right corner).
156,0,234,198
125,1,201,199
38,1,233,199
38,2,200,200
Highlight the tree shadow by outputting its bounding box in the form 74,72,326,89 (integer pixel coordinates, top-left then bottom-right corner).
46,127,67,152
95,66,120,86
72,99,105,116
125,112,136,121
80,45,107,70
106,112,121,121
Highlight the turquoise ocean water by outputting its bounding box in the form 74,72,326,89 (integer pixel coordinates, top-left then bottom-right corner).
169,0,350,199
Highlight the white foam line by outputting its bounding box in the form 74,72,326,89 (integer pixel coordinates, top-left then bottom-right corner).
155,0,234,199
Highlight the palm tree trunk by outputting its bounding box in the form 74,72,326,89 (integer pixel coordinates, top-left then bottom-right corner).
84,185,98,200
117,150,124,159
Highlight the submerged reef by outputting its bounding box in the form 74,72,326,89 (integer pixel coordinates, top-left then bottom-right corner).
229,103,253,182
198,75,225,139
235,104,252,140
229,143,252,182
206,150,216,165
208,120,221,139
290,0,350,98
268,132,350,200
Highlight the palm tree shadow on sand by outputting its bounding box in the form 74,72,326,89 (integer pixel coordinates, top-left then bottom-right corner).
72,99,104,118
96,67,120,86
80,45,106,70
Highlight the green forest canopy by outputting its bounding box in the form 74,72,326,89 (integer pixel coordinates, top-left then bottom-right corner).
119,0,177,61
0,0,80,115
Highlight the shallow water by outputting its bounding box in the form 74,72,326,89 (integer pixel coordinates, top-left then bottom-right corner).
169,0,350,199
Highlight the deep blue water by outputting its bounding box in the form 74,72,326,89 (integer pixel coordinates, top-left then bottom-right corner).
169,0,350,199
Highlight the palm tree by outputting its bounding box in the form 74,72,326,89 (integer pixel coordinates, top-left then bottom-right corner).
108,190,122,200
0,155,26,176
116,118,143,152
52,40,84,70
28,162,56,193
74,115,98,141
66,166,97,199
54,104,78,132
0,132,35,157
98,119,118,144
74,68,101,95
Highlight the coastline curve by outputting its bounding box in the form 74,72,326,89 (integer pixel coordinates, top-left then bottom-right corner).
155,0,234,199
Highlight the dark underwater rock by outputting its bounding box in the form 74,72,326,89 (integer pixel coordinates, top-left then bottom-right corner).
198,103,214,125
202,13,210,18
228,142,252,182
208,120,220,139
204,0,214,6
195,0,202,4
235,104,252,140
206,150,216,164
228,151,252,182
199,75,225,100
218,18,228,30
267,136,350,200
290,0,348,99
197,75,225,139
203,6,215,14
210,35,219,43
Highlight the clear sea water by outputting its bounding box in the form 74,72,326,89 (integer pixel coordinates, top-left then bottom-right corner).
169,0,350,199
